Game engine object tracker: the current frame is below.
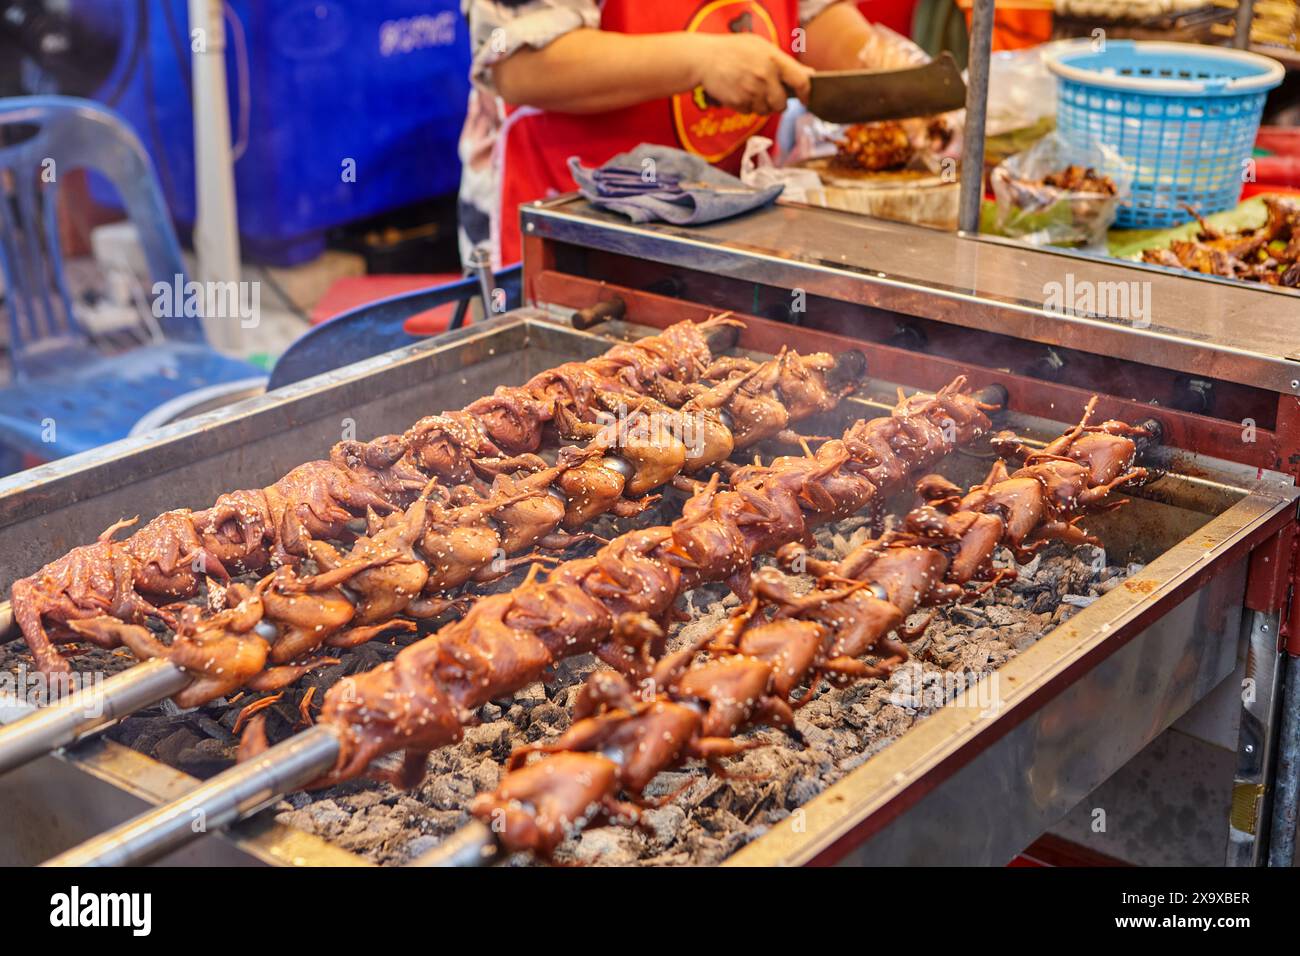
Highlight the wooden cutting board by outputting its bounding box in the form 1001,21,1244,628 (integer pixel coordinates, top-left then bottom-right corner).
797,158,959,231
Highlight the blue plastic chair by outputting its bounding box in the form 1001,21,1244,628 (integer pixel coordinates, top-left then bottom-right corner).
0,96,264,470
268,266,523,391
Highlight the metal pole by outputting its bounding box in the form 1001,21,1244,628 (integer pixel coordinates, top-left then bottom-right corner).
44,724,341,867
407,819,502,867
957,0,995,234
1267,652,1300,866
1233,0,1256,50
0,601,14,643
188,0,245,353
469,245,496,319
0,658,190,776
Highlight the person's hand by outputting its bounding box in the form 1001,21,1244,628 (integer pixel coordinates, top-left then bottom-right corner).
692,33,812,115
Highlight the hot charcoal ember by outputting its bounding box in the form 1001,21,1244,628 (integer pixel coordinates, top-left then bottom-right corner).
831,121,914,173
59,348,866,709
1142,197,1300,287
10,316,737,678
238,379,995,791
466,405,1150,858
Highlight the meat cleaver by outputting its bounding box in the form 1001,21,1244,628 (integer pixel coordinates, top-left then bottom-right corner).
805,52,967,124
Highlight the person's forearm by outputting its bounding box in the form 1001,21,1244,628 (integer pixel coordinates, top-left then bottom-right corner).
801,2,877,71
493,30,704,114
802,2,928,71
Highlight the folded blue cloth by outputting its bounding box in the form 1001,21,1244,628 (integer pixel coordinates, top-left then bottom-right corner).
569,144,783,226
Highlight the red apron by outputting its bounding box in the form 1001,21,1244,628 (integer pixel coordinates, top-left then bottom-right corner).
494,0,799,267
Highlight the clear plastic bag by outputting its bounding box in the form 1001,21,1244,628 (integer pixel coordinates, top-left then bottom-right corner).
854,22,929,71
986,46,1059,137
990,132,1133,249
740,136,825,204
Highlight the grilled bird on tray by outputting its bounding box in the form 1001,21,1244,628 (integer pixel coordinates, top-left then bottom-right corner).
9,317,738,678
234,377,998,789
470,403,1149,859
13,315,883,730
1141,197,1300,287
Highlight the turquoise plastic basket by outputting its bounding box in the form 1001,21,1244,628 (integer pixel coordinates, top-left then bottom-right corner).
1045,41,1284,228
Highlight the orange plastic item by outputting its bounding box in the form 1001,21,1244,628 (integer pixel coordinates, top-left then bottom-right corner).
310,274,466,335
956,0,1053,51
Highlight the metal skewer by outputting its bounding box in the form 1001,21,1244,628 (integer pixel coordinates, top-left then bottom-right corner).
0,658,190,775
408,819,502,867
38,383,1011,867
44,724,341,867
0,319,753,782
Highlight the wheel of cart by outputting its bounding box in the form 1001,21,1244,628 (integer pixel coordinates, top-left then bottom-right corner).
0,96,265,476
266,265,523,391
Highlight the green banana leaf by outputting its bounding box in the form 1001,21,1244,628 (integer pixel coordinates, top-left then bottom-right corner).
1107,195,1285,259
982,193,1295,261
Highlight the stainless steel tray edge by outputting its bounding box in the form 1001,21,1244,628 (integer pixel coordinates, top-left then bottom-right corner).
523,196,1300,395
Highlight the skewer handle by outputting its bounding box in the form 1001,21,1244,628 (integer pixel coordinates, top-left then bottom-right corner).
43,724,341,867
407,819,502,867
571,296,627,330
0,658,191,777
975,383,1008,412
0,601,15,644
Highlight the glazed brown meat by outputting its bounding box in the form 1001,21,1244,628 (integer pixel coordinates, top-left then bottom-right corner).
1141,197,1300,287
10,317,737,679
470,404,1149,857
66,582,344,708
35,346,867,713
832,121,914,173
283,378,994,789
10,518,174,677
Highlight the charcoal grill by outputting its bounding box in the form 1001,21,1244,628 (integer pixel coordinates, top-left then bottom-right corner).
4,198,1300,866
